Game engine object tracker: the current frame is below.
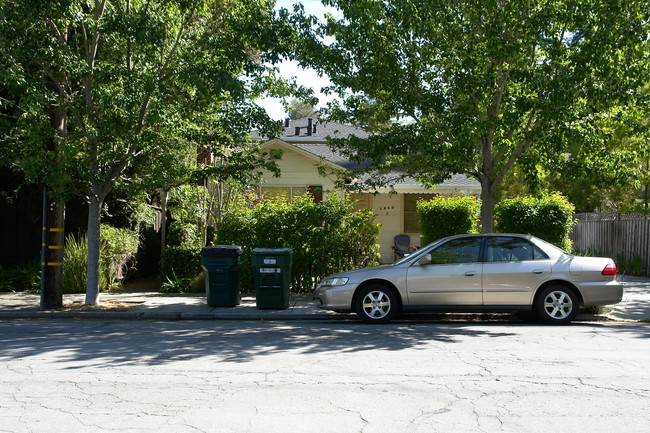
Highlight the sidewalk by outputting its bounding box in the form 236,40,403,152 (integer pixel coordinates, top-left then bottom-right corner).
0,276,649,322
0,291,350,321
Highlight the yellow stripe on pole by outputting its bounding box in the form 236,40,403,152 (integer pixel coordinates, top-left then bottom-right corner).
49,228,65,232
48,245,64,250
46,262,63,266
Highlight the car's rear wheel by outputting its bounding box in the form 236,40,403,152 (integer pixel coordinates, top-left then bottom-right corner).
355,284,398,324
534,285,579,325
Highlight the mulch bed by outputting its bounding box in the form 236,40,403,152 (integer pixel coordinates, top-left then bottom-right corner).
61,301,143,312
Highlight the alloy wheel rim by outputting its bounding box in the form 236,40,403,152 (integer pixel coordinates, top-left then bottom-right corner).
543,291,573,319
362,291,391,319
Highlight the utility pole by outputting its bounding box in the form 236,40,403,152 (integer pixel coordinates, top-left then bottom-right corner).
40,104,66,310
40,187,65,310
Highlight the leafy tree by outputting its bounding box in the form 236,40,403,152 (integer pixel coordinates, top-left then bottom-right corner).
295,0,649,232
551,80,650,212
503,81,650,213
287,98,317,120
0,0,302,304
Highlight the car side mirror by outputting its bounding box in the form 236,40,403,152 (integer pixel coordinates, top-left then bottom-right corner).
418,254,432,266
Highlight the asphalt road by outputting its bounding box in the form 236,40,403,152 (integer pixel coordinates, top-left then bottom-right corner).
1,319,649,432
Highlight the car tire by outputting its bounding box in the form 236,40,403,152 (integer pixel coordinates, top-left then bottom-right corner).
534,285,579,325
355,284,398,324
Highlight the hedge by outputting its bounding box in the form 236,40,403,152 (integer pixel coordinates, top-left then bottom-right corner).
416,196,480,245
494,193,575,251
215,194,380,292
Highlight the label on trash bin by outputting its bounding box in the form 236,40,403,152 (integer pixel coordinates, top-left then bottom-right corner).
263,258,276,265
260,268,281,273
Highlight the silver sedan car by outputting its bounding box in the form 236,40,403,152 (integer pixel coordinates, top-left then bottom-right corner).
313,234,623,324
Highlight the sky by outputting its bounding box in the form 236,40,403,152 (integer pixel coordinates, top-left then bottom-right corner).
257,0,341,120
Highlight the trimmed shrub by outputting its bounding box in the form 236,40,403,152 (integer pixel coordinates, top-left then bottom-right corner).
494,193,575,251
417,196,480,245
215,194,380,292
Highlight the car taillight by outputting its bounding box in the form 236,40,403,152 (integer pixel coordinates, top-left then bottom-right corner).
601,263,617,275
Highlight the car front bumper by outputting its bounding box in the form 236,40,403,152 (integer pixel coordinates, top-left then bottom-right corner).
313,283,359,312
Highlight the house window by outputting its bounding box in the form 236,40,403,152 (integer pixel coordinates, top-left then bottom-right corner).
403,193,438,233
260,185,322,203
261,187,291,201
307,185,323,203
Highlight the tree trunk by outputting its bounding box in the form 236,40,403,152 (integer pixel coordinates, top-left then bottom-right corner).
42,198,65,310
85,195,103,305
480,176,496,234
160,190,168,256
41,102,67,309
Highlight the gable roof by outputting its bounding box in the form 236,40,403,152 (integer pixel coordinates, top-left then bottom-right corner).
254,117,480,193
252,117,369,142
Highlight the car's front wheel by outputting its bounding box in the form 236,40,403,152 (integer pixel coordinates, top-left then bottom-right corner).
355,284,398,324
534,285,579,325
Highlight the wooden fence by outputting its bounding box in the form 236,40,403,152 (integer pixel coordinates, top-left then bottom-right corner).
571,213,650,275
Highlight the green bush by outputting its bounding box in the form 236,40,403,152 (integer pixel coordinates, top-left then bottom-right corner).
166,222,202,248
417,196,480,245
215,194,380,292
160,275,193,293
101,225,140,287
160,245,202,281
160,272,205,294
0,261,40,292
63,225,139,293
494,193,575,251
0,265,17,292
63,232,105,293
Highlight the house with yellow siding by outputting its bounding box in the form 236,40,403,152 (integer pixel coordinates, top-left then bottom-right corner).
253,118,481,263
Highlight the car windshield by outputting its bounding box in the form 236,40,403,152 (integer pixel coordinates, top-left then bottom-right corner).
394,242,437,265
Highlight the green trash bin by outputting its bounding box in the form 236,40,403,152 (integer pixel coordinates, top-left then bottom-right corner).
251,248,293,309
201,245,243,307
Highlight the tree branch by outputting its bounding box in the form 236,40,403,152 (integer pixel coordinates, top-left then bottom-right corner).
134,11,191,136
494,119,541,185
42,65,89,141
492,109,536,167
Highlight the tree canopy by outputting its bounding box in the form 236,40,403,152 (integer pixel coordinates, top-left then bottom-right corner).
296,0,650,231
0,0,303,303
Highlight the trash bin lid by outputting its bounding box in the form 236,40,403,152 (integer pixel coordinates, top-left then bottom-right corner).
201,245,243,258
251,248,293,256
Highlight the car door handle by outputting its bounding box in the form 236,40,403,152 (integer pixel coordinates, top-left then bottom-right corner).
465,271,476,276
533,269,544,274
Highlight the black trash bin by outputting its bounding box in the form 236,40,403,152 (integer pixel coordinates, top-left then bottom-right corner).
201,245,243,307
251,248,293,309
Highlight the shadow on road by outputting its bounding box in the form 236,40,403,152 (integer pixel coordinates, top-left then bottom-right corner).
0,319,647,367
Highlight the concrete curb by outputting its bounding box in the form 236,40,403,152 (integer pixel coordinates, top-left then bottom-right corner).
0,309,624,323
0,306,354,321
